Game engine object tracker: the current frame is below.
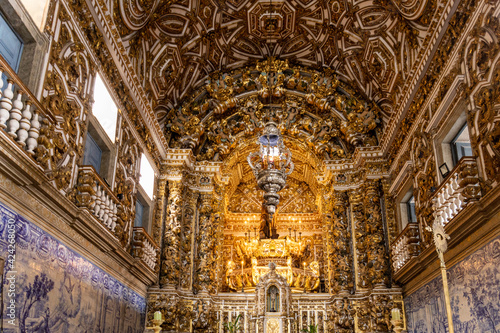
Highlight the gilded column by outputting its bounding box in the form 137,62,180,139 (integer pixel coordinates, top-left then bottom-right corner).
320,186,334,293
330,191,353,294
348,187,364,290
361,180,389,288
151,174,167,248
381,178,397,246
194,192,216,294
213,181,226,293
179,186,197,290
160,178,182,287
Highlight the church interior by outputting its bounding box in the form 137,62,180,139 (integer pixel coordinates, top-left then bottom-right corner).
0,0,499,332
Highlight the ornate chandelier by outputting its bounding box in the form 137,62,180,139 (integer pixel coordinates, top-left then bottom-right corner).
247,122,293,220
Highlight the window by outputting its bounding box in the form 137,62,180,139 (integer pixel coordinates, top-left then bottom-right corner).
139,153,156,200
0,13,23,71
0,12,23,87
82,133,102,173
92,75,118,142
451,123,473,165
398,188,415,231
134,200,144,227
135,186,152,232
134,154,156,233
406,195,417,224
82,118,114,182
82,74,118,183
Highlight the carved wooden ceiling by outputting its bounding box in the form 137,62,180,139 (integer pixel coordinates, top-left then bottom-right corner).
114,0,441,126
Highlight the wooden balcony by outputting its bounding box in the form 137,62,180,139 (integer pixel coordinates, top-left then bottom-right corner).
132,227,160,272
391,223,420,274
0,56,55,168
76,165,126,241
431,157,481,226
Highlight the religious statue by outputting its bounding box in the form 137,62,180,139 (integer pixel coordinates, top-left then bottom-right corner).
259,203,271,239
267,285,280,312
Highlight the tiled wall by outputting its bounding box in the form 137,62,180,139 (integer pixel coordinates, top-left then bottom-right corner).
0,201,146,332
405,236,500,333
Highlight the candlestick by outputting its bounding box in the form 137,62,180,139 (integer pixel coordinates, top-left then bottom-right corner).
147,312,164,333
294,229,297,241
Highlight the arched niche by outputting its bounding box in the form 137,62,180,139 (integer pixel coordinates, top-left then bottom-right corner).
253,262,295,333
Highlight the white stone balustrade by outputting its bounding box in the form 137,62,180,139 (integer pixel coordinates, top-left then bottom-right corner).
0,61,45,155
432,157,481,227
391,223,420,273
77,166,122,234
132,227,159,271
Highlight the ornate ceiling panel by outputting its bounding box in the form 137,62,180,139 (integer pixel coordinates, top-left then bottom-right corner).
114,0,441,125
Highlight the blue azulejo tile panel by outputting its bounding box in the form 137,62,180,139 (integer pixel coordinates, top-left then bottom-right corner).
405,236,500,333
0,201,146,332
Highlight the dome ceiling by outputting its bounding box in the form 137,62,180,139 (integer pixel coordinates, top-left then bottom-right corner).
114,0,440,126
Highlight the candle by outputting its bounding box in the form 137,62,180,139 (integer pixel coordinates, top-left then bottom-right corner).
241,260,244,276
391,308,401,321
154,311,162,320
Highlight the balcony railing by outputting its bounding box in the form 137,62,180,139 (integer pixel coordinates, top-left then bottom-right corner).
76,166,122,236
391,223,420,273
432,157,481,226
132,227,160,272
0,59,54,162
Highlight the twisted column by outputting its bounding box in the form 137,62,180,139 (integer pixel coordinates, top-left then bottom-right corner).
160,180,182,287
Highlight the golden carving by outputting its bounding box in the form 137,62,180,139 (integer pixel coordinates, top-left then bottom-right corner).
160,180,182,286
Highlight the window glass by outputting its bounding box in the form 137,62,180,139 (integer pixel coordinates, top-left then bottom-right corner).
139,154,156,199
93,75,118,142
135,200,144,227
0,13,23,88
451,124,473,165
83,133,102,172
406,195,417,224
